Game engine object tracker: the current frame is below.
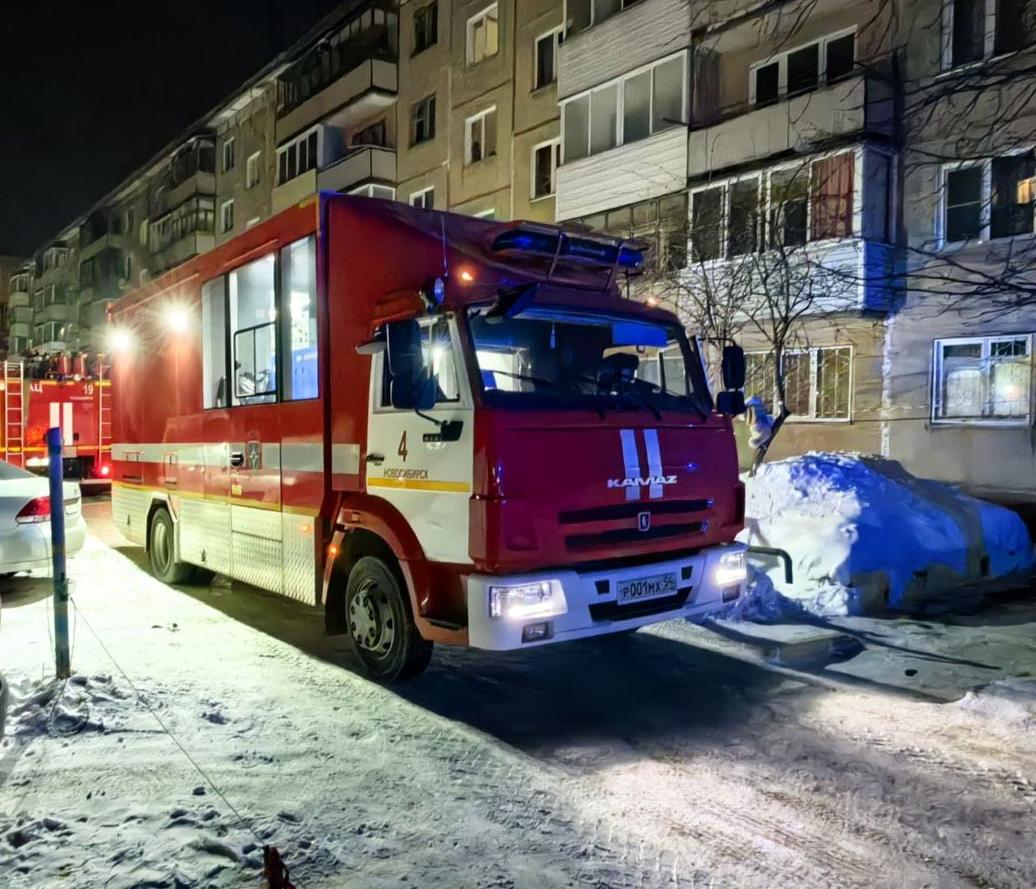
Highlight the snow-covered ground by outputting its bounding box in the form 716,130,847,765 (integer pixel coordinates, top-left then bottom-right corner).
739,453,1035,616
2,500,1036,889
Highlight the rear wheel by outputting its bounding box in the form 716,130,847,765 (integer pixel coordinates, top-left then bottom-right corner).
345,556,432,682
148,508,194,585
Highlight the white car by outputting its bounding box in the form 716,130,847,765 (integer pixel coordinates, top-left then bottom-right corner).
0,460,85,575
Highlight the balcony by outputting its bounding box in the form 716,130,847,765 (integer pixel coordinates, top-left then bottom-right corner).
9,306,32,326
8,289,30,308
150,232,215,276
687,72,894,180
277,56,397,142
272,145,396,213
557,127,687,221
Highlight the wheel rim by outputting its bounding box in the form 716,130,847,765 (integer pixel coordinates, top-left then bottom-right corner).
152,520,172,573
348,579,396,659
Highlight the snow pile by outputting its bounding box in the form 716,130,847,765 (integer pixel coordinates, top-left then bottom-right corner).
957,679,1036,729
5,673,127,739
738,453,1035,617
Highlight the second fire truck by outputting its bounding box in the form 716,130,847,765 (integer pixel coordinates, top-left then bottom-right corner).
110,195,748,681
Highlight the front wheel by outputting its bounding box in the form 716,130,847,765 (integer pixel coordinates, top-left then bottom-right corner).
345,556,432,682
148,508,194,584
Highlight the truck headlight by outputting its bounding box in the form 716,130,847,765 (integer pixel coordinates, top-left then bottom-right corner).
714,550,747,587
489,580,567,620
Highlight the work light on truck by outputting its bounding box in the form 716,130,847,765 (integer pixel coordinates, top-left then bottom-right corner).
488,580,567,620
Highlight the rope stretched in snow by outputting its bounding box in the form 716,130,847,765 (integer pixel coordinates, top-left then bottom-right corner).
67,593,300,887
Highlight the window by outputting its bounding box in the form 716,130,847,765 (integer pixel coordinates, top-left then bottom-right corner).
230,254,277,406
590,84,619,154
728,178,761,256
122,254,133,282
751,31,855,105
745,347,852,419
560,53,686,162
769,166,809,247
946,0,1036,66
353,120,387,147
221,200,235,234
465,107,497,164
276,129,320,185
942,152,1036,244
223,137,236,173
202,277,227,408
125,208,135,236
280,237,318,401
410,187,435,209
414,2,438,54
991,152,1036,238
565,0,643,34
381,317,460,407
689,151,855,261
412,95,436,144
810,151,854,240
349,184,396,200
246,151,261,189
934,335,1032,422
690,186,724,261
467,4,499,65
563,95,590,162
532,140,561,198
80,260,95,288
573,193,688,272
535,29,561,89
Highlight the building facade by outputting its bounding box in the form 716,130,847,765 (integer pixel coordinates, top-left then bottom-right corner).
7,0,1036,503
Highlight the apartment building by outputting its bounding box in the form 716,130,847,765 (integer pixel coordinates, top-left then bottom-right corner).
555,0,899,466
0,256,22,353
6,263,33,356
213,84,279,242
395,0,563,219
884,0,1036,502
30,228,79,354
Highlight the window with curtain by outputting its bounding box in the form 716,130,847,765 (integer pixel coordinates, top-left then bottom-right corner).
811,152,854,240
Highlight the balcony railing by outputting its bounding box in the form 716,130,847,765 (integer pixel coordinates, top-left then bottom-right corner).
688,69,894,179
272,145,396,214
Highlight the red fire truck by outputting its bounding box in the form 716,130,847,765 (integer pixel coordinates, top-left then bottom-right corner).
111,195,748,681
0,361,113,482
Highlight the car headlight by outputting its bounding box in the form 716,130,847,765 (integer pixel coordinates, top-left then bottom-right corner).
488,580,567,620
714,550,747,587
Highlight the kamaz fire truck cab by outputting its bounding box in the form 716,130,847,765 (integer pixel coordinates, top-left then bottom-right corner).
112,195,747,682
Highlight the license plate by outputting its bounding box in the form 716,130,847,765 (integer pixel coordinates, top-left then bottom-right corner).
616,572,679,605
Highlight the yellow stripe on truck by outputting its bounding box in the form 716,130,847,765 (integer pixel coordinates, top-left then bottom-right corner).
367,477,471,493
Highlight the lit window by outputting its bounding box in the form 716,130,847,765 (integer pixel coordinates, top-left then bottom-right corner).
745,347,852,419
280,236,319,401
942,152,1036,244
229,254,277,406
934,335,1032,422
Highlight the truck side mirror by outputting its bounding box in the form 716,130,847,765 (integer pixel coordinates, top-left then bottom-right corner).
386,320,434,410
721,344,746,391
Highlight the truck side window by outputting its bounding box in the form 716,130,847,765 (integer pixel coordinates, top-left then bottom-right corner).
380,318,460,407
229,253,277,406
201,277,227,408
279,236,318,400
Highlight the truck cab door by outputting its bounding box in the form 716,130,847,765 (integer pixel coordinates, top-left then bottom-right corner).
364,316,474,565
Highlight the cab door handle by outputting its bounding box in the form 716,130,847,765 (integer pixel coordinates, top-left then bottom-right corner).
365,452,385,465
230,451,244,468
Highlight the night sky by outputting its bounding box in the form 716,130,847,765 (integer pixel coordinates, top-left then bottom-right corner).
0,2,346,258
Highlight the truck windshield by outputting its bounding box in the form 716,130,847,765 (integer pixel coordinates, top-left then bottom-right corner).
467,306,710,414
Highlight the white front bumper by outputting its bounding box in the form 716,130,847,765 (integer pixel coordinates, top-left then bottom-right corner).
466,543,746,650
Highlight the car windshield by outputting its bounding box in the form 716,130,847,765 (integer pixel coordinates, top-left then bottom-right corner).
467,306,709,414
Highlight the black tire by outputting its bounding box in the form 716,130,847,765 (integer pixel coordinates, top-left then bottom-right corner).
344,556,432,682
148,508,194,584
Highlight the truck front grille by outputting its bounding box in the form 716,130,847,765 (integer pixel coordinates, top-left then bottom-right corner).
588,586,693,621
565,521,707,552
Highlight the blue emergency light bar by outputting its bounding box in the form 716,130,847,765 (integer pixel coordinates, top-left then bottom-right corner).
492,228,644,270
